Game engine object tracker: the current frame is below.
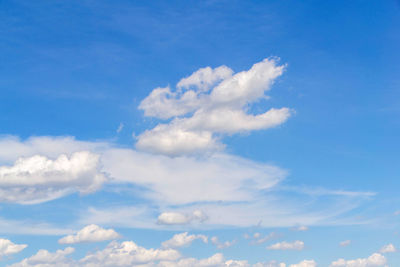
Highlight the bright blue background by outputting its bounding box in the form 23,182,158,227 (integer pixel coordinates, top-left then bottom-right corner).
1,0,400,265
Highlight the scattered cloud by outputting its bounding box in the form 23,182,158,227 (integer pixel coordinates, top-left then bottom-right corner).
116,123,124,134
339,240,351,247
267,241,304,251
289,260,317,267
0,151,107,204
58,224,120,244
9,247,74,267
245,232,279,245
162,232,208,249
253,261,286,267
0,238,27,259
211,236,236,249
379,243,396,253
79,240,181,266
157,210,208,225
291,226,308,231
330,253,386,267
137,58,291,156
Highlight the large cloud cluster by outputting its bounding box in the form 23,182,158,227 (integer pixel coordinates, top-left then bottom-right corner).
137,58,291,156
0,151,106,204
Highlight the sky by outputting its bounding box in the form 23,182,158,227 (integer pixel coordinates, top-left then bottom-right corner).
0,0,400,266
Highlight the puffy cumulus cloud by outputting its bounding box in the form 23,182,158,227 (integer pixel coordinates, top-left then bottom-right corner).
9,247,75,267
339,240,351,247
161,232,208,248
289,260,317,267
211,236,236,249
79,241,181,266
137,58,292,156
330,253,387,267
58,224,120,244
0,238,27,258
0,151,106,204
157,210,208,225
379,243,396,253
267,241,304,251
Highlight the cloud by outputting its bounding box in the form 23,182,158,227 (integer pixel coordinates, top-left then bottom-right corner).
291,226,308,231
246,232,279,245
0,136,376,230
0,238,27,259
102,148,286,206
8,237,320,267
79,240,181,266
0,136,108,164
339,240,351,247
0,151,107,204
0,217,73,235
253,261,286,267
177,66,234,92
289,260,317,267
157,210,208,225
137,58,291,156
161,232,208,249
330,253,387,267
267,241,304,251
58,224,120,244
211,236,236,249
116,123,124,134
9,247,74,267
379,243,396,253
159,253,248,267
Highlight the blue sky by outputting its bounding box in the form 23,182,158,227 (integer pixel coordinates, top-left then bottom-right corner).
0,0,400,266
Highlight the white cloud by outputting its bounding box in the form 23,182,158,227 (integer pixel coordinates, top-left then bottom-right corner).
177,66,234,92
103,148,285,206
157,210,208,225
253,261,286,267
0,217,73,235
379,243,396,253
267,241,304,251
289,260,317,267
116,123,124,134
0,151,107,204
330,253,387,267
159,253,249,267
79,240,181,266
162,232,208,248
246,232,279,245
9,247,75,267
339,240,351,247
0,136,108,164
137,58,291,156
58,224,120,244
0,238,27,259
0,136,375,230
291,226,308,231
211,236,236,249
